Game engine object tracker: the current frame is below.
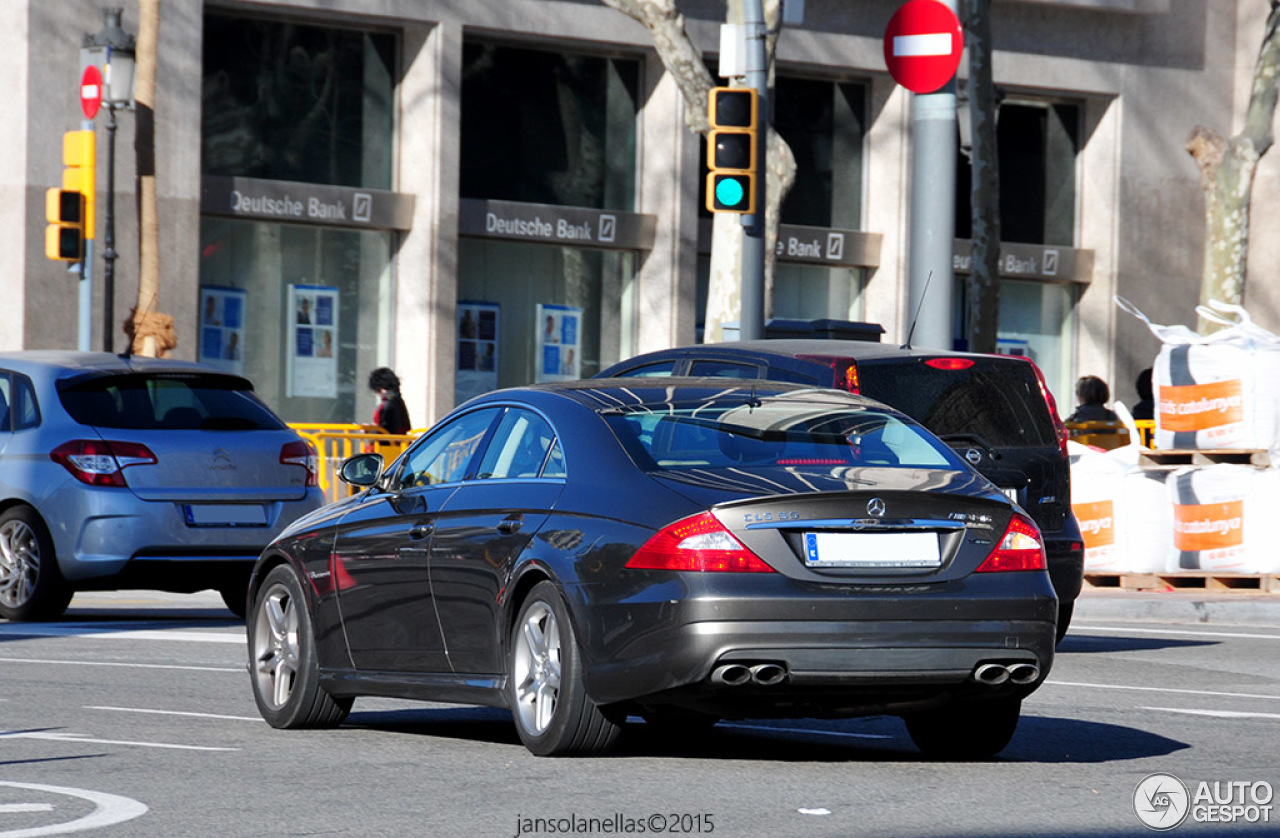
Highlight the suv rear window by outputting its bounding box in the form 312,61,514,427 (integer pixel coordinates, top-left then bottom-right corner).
58,373,286,431
857,359,1055,448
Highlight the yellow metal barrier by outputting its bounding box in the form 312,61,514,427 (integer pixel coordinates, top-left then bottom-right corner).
289,423,422,503
1066,419,1158,451
1134,419,1155,448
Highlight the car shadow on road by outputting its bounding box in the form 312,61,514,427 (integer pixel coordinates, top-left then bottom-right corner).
344,707,1188,764
1057,634,1219,654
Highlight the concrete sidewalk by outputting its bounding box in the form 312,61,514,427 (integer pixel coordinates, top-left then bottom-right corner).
1074,589,1280,627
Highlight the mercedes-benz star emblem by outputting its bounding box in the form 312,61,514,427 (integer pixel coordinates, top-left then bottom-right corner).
866,498,886,517
965,448,983,465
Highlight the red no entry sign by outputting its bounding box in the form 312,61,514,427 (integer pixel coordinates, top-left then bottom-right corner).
883,0,964,94
80,64,103,119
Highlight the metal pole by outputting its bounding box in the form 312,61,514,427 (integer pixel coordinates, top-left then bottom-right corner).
103,104,117,353
79,119,94,352
739,0,767,341
905,0,959,350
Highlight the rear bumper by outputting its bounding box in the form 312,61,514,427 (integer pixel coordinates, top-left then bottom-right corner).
1044,513,1084,603
573,572,1057,713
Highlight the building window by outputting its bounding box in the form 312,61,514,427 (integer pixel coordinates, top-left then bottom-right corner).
460,43,639,210
201,14,396,188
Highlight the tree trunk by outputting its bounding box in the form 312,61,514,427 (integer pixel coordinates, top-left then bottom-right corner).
965,0,1000,354
601,0,795,343
130,0,169,357
1186,0,1280,333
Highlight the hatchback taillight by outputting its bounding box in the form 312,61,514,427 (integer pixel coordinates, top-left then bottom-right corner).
627,512,775,573
280,440,319,487
796,354,859,394
50,439,157,487
976,514,1046,573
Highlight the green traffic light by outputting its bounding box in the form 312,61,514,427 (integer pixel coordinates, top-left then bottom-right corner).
715,177,746,208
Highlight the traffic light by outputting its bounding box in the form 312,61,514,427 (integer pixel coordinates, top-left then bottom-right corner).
705,87,758,214
46,130,96,262
45,189,86,261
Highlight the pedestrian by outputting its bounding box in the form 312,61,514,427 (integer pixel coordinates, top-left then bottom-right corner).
368,367,411,434
1066,374,1119,423
1131,367,1154,420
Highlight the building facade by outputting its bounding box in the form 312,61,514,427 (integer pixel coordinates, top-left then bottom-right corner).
4,0,1277,427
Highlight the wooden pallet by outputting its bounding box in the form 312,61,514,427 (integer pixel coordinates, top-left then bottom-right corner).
1138,449,1271,467
1084,571,1280,593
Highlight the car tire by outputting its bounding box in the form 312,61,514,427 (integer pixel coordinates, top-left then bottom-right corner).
905,697,1021,760
508,580,621,757
248,564,351,729
1055,600,1075,644
0,506,73,622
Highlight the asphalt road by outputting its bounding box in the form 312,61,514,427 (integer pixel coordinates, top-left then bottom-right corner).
1,591,1277,838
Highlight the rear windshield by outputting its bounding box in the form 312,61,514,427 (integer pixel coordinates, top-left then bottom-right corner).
602,395,964,473
857,359,1054,448
58,373,286,431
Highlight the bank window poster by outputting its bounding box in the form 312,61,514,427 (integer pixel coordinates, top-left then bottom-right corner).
287,283,339,399
456,301,500,404
198,286,247,375
536,303,582,383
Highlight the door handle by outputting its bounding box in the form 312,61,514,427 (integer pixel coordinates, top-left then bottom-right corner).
497,514,523,534
409,522,435,540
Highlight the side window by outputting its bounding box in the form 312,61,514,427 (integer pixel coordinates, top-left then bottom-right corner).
396,408,498,490
688,360,761,379
542,440,567,478
0,372,11,432
13,376,40,431
609,361,678,378
476,409,556,479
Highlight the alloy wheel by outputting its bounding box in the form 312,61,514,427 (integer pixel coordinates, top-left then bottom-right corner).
0,519,40,609
512,600,562,735
253,583,301,709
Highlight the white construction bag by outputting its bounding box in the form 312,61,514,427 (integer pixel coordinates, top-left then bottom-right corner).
1166,464,1280,574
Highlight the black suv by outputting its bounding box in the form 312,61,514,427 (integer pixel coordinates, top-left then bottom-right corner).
597,340,1084,641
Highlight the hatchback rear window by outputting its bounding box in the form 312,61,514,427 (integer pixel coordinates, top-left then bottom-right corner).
603,395,963,473
856,359,1054,448
58,373,286,431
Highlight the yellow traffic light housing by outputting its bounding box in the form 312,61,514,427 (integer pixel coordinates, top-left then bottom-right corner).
45,188,86,261
62,130,96,239
705,87,759,214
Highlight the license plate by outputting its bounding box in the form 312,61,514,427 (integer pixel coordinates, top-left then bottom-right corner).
182,504,268,527
1000,486,1020,503
803,531,941,569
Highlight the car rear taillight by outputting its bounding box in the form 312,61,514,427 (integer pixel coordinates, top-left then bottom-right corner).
1016,356,1069,457
50,440,157,488
627,512,775,573
976,514,1046,573
924,357,975,371
280,440,319,488
795,355,859,393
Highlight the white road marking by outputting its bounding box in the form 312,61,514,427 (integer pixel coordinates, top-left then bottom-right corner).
1142,706,1280,721
0,625,242,644
721,723,891,740
1070,624,1280,641
0,806,53,814
87,706,261,723
0,657,240,674
1047,680,1280,701
893,33,952,57
0,730,237,753
0,781,147,837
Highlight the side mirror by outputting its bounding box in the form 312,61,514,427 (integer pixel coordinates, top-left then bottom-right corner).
340,453,384,487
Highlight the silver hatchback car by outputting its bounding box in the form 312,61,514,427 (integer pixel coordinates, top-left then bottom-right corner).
0,352,324,620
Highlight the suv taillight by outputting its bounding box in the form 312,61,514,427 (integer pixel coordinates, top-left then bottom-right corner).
1016,357,1069,457
796,355,859,394
627,512,776,573
976,513,1046,572
280,440,319,488
50,440,157,487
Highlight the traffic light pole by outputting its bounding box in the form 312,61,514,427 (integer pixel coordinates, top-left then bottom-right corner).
739,0,767,342
102,103,118,353
79,120,94,352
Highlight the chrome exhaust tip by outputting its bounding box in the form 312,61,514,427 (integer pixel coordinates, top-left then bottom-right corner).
973,663,1011,685
1007,662,1040,685
749,663,787,686
711,664,752,686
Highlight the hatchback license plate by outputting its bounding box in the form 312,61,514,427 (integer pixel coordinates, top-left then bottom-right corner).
803,531,941,569
182,504,268,527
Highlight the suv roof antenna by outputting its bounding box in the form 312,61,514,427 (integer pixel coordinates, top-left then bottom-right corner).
902,270,934,350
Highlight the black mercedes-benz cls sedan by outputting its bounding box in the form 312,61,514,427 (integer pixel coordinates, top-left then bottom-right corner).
246,379,1057,758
